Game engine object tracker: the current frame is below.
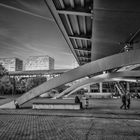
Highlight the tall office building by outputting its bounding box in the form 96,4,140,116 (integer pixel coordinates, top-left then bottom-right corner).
0,58,23,72
25,55,54,71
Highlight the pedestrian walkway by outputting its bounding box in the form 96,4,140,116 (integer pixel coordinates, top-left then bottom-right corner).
0,110,140,140
0,98,140,119
0,98,140,139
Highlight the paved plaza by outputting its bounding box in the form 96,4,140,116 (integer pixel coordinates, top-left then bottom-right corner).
0,98,140,140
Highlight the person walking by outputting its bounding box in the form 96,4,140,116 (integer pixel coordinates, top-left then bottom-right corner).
126,91,131,109
75,96,83,109
120,94,127,109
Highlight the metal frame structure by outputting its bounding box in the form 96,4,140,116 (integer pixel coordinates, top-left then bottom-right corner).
54,71,140,99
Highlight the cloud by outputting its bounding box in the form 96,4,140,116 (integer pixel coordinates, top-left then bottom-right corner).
0,20,14,37
25,41,73,56
24,43,47,54
58,52,73,56
0,1,78,69
17,0,44,13
0,3,54,22
0,28,9,37
55,64,74,69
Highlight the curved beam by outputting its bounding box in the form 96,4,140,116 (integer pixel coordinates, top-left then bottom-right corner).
66,72,140,97
53,73,108,99
1,50,140,108
53,71,140,99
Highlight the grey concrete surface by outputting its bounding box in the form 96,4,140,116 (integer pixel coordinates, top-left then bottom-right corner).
0,98,139,139
0,112,140,140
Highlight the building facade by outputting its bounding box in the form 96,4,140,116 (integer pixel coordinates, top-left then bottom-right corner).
25,55,54,71
0,58,23,72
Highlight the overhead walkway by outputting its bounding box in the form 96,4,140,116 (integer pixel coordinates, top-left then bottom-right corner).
9,69,70,76
1,50,140,108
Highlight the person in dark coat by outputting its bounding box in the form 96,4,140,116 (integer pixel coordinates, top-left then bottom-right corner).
75,96,83,109
14,100,20,109
75,96,80,103
126,91,131,109
120,94,127,109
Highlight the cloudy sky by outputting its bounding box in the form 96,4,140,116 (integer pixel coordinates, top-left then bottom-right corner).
0,0,78,69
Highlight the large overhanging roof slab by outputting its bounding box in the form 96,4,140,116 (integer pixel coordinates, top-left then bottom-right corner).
69,35,91,40
91,0,140,61
74,48,91,52
57,9,92,16
44,0,93,65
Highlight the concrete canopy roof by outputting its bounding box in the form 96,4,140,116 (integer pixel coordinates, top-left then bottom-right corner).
45,0,140,65
92,0,140,61
45,0,93,65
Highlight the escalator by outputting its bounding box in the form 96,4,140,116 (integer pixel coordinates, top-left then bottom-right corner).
115,82,126,95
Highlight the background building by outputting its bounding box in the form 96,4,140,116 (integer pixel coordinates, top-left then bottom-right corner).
0,58,23,72
25,55,54,71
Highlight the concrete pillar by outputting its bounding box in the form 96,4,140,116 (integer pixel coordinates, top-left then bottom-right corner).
126,82,130,91
86,85,90,93
99,82,103,93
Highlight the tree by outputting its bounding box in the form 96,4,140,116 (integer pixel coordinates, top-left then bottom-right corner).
0,76,13,95
0,64,13,95
25,77,46,92
0,64,8,78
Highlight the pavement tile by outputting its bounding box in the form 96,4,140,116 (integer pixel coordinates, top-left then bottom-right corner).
0,98,140,139
0,114,139,140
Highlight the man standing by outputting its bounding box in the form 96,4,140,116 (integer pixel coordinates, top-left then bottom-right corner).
126,91,131,109
75,96,83,109
120,94,127,109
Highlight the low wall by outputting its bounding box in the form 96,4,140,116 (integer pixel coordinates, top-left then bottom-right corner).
32,102,80,110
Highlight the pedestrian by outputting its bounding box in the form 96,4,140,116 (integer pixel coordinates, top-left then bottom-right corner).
75,96,83,109
14,100,19,109
120,94,127,109
75,96,80,103
126,91,131,109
